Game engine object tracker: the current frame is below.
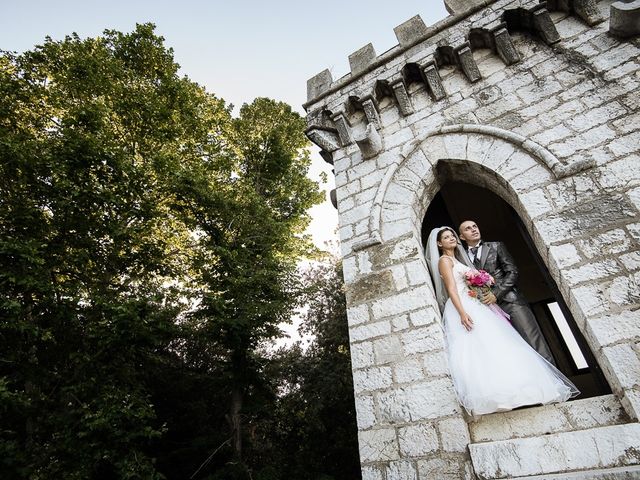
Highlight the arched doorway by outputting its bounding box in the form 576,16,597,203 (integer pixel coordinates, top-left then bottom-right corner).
421,180,611,397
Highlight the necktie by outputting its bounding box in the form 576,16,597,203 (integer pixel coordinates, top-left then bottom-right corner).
470,246,481,268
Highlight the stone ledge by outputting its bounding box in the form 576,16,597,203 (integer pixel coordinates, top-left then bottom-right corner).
512,464,640,479
469,423,640,479
469,394,629,443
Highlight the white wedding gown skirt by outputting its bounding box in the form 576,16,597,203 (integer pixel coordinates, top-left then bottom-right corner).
442,260,579,416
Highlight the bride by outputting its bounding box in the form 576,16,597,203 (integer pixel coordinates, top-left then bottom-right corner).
425,226,579,416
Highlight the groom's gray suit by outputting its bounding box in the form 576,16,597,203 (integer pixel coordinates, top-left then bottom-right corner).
474,241,556,366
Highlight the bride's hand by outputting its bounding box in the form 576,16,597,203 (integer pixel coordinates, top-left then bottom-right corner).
460,312,474,331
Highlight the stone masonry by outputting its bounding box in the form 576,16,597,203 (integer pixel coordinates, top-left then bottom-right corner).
304,0,640,479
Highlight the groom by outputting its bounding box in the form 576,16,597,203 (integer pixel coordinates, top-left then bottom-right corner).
458,220,556,365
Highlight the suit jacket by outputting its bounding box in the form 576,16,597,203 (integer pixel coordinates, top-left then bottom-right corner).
474,241,527,305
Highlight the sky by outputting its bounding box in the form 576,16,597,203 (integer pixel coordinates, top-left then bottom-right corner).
0,0,449,250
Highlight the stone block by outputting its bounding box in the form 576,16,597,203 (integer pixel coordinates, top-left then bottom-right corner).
340,224,354,241
441,133,469,160
385,460,417,480
397,423,439,457
609,131,640,157
569,282,609,320
469,423,640,478
348,304,370,326
355,394,377,429
520,188,554,218
393,15,428,48
374,335,403,365
545,176,599,211
597,155,640,191
600,342,640,391
621,251,640,271
350,320,392,342
359,428,400,463
564,259,621,287
394,358,425,384
349,43,377,76
392,315,410,332
471,395,628,443
390,264,408,291
608,271,640,307
496,149,539,181
578,229,632,259
405,259,429,287
509,164,554,193
377,379,460,423
401,323,444,356
559,394,629,430
307,69,333,102
470,403,571,443
371,285,432,320
409,308,437,327
361,465,384,480
439,417,471,452
566,101,627,133
351,341,376,369
353,366,393,392
417,456,474,480
347,270,395,305
549,243,582,269
444,0,485,15
422,349,449,377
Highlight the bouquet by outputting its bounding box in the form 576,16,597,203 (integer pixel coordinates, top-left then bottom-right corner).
464,269,510,323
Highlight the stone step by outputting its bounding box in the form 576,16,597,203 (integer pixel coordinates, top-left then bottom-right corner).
513,464,640,479
469,423,640,479
469,394,629,443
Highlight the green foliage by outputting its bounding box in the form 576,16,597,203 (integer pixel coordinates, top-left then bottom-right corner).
255,259,361,480
0,23,357,480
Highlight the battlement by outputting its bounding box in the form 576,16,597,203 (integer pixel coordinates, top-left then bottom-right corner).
305,0,640,174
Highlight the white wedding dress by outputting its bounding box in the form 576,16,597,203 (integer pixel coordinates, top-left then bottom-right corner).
442,257,579,416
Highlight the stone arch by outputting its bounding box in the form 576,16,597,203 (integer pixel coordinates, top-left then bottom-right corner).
362,123,594,251
359,123,625,406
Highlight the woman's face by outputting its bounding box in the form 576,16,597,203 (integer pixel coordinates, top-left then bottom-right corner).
437,229,458,249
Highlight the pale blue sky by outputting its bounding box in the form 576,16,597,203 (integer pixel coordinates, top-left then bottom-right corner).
1,0,449,247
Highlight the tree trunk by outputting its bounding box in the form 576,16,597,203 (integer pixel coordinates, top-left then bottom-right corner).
228,384,243,460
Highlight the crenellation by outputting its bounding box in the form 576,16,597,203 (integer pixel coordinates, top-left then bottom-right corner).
394,15,430,49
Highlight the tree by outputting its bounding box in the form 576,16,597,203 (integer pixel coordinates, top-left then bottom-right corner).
1,23,336,480
260,258,361,480
0,24,231,478
174,98,322,476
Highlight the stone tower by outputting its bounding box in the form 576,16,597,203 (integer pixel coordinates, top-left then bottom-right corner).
304,0,640,479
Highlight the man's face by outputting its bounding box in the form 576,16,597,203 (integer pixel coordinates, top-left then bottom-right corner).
459,221,481,244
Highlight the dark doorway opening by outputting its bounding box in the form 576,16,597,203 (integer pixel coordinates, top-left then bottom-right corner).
422,181,610,398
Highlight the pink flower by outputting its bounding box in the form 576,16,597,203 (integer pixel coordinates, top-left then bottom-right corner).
465,269,495,301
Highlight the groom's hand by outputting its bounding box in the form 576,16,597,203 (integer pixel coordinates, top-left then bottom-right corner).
482,292,497,305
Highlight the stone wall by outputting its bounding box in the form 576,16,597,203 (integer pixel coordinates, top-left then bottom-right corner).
304,0,640,478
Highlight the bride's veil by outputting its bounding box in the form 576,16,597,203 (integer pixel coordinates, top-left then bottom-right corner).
424,226,474,312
